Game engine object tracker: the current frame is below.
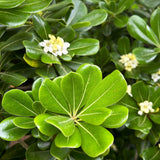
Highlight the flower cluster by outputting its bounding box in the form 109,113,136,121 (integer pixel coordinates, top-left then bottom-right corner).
39,34,70,56
138,100,155,116
151,70,160,82
119,53,138,71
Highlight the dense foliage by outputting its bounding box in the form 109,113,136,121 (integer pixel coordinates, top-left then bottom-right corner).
0,0,160,160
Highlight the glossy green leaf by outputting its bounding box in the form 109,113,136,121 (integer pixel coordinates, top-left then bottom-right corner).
127,15,160,47
71,21,91,29
139,0,160,8
50,141,71,160
76,64,102,106
67,0,87,25
141,147,160,160
34,114,58,137
150,87,160,108
0,9,30,27
0,72,27,86
55,127,81,148
46,115,75,137
79,108,111,125
39,79,70,114
102,105,128,128
114,14,128,28
0,32,33,52
149,113,160,124
55,64,72,76
0,0,25,9
117,36,130,55
32,78,43,101
133,47,157,64
16,0,52,13
23,40,44,60
81,70,127,112
151,8,160,41
41,54,61,64
126,114,152,134
33,14,51,39
0,117,29,141
61,72,84,115
32,101,45,114
37,141,50,150
13,117,35,129
78,122,114,157
2,89,37,116
69,38,99,56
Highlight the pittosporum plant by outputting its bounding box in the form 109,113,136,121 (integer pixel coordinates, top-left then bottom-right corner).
0,64,128,159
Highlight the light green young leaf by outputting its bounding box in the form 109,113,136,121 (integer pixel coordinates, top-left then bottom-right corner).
55,127,81,148
41,54,61,64
46,115,75,137
0,0,25,9
102,105,128,128
0,117,29,141
78,122,114,157
2,89,37,116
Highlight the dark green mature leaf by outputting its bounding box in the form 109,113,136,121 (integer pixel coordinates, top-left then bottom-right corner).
149,113,160,124
50,141,71,160
32,101,45,114
55,127,81,148
114,14,128,28
16,0,52,13
13,117,35,129
39,79,70,114
151,8,160,41
41,54,61,64
78,122,113,157
55,64,72,76
61,72,84,115
141,147,160,160
102,105,128,128
150,87,160,108
133,47,157,64
46,115,75,137
69,38,99,56
139,0,160,8
2,89,37,116
34,114,58,137
0,117,29,141
0,0,25,9
0,32,33,52
0,72,27,86
127,15,160,47
0,9,30,27
81,70,127,113
33,14,51,39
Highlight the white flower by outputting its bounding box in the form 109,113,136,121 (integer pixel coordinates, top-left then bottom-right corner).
119,53,138,71
127,85,132,97
39,34,70,56
151,70,160,82
138,100,155,116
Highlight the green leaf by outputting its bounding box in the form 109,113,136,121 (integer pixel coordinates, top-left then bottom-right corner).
0,72,27,86
79,108,111,125
114,14,128,28
139,0,160,8
149,113,160,124
41,54,61,64
23,40,44,60
68,38,99,56
126,114,152,134
2,89,37,116
78,9,108,27
39,79,70,114
102,105,128,128
32,78,43,101
55,64,72,76
67,0,87,25
78,122,114,157
50,141,71,160
0,9,30,27
76,64,102,105
133,47,157,64
0,0,25,9
150,87,160,108
151,8,160,41
34,114,58,137
13,117,35,129
16,0,52,13
0,117,29,141
46,115,75,137
127,15,160,47
81,70,127,112
0,32,33,52
61,72,84,115
117,36,130,55
141,147,160,160
33,14,51,39
55,127,81,148
71,21,91,29
32,101,45,114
